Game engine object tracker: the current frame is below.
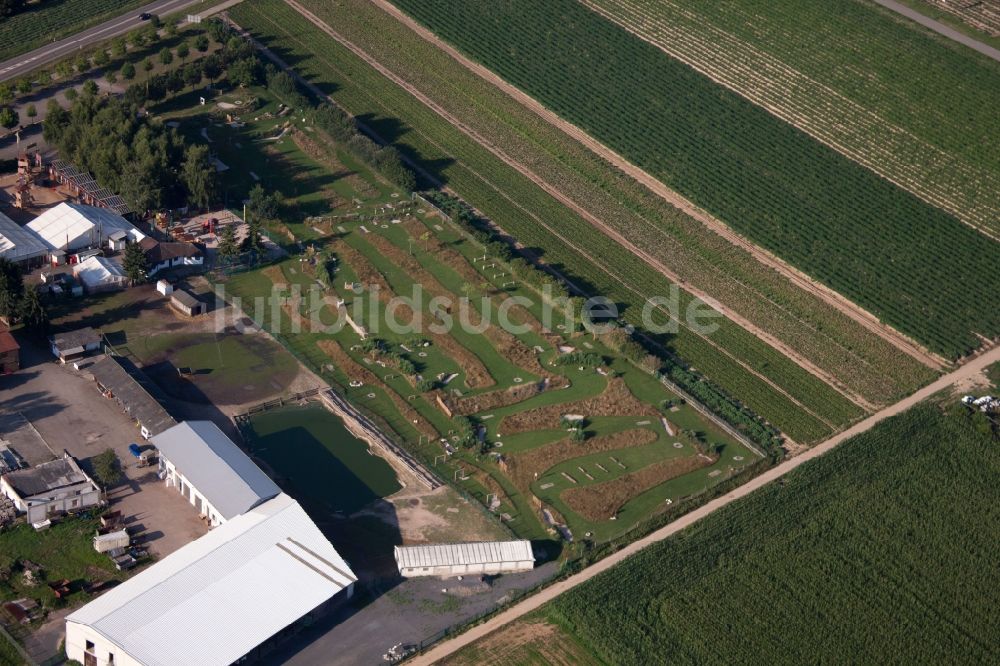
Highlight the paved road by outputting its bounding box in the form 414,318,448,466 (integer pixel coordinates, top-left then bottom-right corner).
0,0,204,83
871,0,1000,62
411,344,1000,664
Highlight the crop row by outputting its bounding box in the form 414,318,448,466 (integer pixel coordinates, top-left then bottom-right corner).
230,0,846,442
582,0,1000,238
293,0,936,406
546,404,1000,663
388,0,1000,359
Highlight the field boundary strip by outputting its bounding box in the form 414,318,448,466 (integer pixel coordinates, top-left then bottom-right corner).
280,0,875,418
406,342,1000,664
361,0,947,374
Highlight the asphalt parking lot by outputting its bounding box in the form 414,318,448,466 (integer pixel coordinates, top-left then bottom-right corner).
1,336,207,557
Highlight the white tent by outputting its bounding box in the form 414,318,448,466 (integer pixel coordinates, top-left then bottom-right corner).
73,256,127,292
0,211,48,265
27,202,144,253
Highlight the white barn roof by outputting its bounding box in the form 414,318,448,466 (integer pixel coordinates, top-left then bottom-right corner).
394,540,534,569
0,211,47,262
27,203,144,252
66,493,356,666
151,421,279,520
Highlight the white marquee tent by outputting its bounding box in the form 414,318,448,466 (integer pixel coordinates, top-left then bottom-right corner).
73,256,127,292
0,211,48,265
27,202,144,253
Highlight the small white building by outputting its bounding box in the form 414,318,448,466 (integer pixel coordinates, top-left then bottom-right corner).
152,421,279,527
394,540,535,578
0,453,102,524
65,493,357,666
73,256,127,292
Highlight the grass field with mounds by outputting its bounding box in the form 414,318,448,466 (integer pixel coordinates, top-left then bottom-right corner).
387,0,1000,359
0,0,149,63
290,0,934,414
230,0,865,444
519,402,1000,663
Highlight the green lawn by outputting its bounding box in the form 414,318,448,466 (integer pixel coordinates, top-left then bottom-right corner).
0,517,123,609
249,404,400,514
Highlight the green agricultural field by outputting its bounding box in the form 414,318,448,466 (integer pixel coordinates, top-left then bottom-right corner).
522,402,1000,663
388,0,1000,359
0,0,149,63
291,0,934,412
230,0,864,444
248,404,401,514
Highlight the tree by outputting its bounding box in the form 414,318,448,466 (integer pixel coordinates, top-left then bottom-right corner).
182,62,202,88
0,258,23,321
64,87,78,102
15,77,31,94
55,60,73,79
247,184,280,220
201,54,222,82
25,104,36,121
164,18,178,38
181,144,217,209
104,70,117,86
93,49,110,67
129,29,147,49
18,288,47,335
0,84,11,105
82,79,99,97
241,218,266,264
176,42,190,62
121,240,149,285
228,57,261,88
142,58,154,78
111,38,127,58
74,55,90,73
217,224,239,265
158,47,173,66
92,449,123,487
0,107,17,129
120,61,136,81
194,34,209,53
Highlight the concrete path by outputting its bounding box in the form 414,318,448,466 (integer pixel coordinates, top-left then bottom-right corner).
411,344,1000,664
871,0,1000,62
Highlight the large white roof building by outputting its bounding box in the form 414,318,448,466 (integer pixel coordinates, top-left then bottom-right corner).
395,540,535,578
152,421,280,525
65,493,357,666
0,211,48,265
27,202,144,253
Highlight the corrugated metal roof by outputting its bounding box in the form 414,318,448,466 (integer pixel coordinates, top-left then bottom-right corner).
27,203,144,251
67,493,356,666
88,356,177,436
0,211,48,262
151,421,279,520
394,541,534,569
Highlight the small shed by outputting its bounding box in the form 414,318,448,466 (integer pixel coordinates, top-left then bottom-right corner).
50,327,102,363
394,540,535,578
156,279,174,296
170,289,205,317
0,328,19,374
93,530,130,553
107,230,129,252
